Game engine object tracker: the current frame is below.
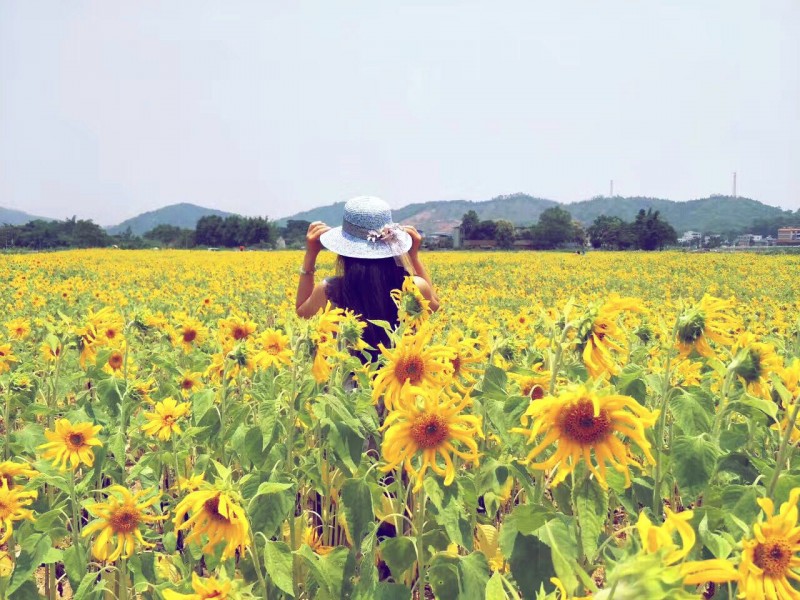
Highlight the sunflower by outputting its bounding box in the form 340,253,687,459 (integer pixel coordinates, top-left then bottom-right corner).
513,385,658,489
81,485,166,562
445,329,488,393
177,370,204,397
735,488,800,598
173,313,208,353
251,328,293,370
0,461,39,488
218,314,257,349
174,487,249,560
0,479,37,544
4,317,30,340
381,384,482,491
512,363,552,400
637,507,695,565
576,295,642,378
372,326,454,410
391,276,431,329
103,345,126,374
163,571,233,600
40,339,62,362
731,332,783,401
38,419,103,471
141,397,191,440
0,344,18,374
675,295,739,359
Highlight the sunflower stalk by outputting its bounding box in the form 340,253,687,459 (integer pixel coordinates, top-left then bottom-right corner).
549,322,574,395
766,399,800,499
69,471,86,574
413,485,428,595
652,319,680,514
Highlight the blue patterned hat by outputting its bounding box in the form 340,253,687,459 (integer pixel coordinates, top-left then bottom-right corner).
319,196,412,259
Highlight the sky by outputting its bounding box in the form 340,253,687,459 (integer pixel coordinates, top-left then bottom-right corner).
1,1,798,226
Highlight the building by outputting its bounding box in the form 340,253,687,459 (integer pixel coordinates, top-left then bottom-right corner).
678,231,702,244
777,227,800,245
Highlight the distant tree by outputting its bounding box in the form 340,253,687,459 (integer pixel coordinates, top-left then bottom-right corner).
587,215,635,249
632,209,677,250
494,220,515,249
572,221,587,247
472,220,497,241
537,207,574,248
461,210,480,238
144,224,188,246
196,215,224,246
280,219,312,247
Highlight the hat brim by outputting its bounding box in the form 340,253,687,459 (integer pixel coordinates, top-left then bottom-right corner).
319,227,413,259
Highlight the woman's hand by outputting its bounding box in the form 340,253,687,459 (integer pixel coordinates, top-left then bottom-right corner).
306,221,331,256
403,225,422,257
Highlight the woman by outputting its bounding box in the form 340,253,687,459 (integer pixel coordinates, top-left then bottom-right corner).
295,196,439,352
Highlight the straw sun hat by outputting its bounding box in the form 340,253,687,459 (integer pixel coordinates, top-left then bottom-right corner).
319,196,412,259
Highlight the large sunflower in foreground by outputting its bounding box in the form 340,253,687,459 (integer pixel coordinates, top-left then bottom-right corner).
82,485,165,562
381,384,481,491
37,419,103,471
737,488,800,599
576,295,642,378
250,328,293,370
174,487,249,560
513,385,658,489
676,295,739,359
0,479,37,544
372,326,454,410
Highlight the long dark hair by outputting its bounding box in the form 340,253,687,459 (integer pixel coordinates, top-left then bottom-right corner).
326,256,407,352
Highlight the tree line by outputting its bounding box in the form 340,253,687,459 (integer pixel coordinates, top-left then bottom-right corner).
0,215,308,250
460,207,678,250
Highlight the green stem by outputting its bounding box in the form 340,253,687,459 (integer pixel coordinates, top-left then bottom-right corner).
712,370,735,440
549,324,573,395
414,485,427,595
69,472,85,573
249,530,270,599
118,558,128,600
4,388,11,460
652,320,679,514
767,400,800,499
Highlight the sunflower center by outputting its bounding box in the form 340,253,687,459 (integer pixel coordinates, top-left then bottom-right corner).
181,378,194,390
68,433,86,449
183,329,197,343
396,356,424,384
753,537,792,577
232,327,247,340
410,413,450,449
108,353,123,369
163,415,176,426
561,400,611,445
109,506,141,534
522,379,546,400
204,496,229,522
266,343,281,355
451,356,462,376
106,328,117,339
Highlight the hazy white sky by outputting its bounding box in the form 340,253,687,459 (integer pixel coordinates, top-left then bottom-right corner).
1,1,798,225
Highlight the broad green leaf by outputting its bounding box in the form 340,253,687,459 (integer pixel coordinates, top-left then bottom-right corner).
380,537,416,579
296,546,349,600
264,541,295,597
716,452,759,484
572,475,608,561
669,391,712,435
248,481,296,538
424,477,473,550
498,504,556,559
8,533,52,594
507,534,554,600
428,556,460,599
672,435,719,498
341,477,374,547
536,518,580,595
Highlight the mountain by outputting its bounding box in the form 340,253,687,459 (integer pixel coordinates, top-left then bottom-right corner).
564,195,788,233
106,203,237,236
0,206,50,225
279,194,790,234
277,194,558,233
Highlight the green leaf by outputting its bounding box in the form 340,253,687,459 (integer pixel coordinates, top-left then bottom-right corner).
669,391,712,435
716,452,759,484
8,533,51,594
163,531,178,554
244,425,264,467
727,394,778,421
672,435,719,498
507,534,555,600
424,477,473,550
498,504,556,559
536,518,580,595
458,552,492,600
248,481,296,538
428,556,460,599
572,475,608,561
482,365,508,398
264,541,295,597
326,420,364,475
341,478,374,547
615,364,647,404
485,572,508,600
373,583,412,600
296,546,350,600
380,537,417,578
192,389,216,424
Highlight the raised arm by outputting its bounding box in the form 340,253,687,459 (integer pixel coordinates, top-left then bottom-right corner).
402,225,440,312
295,221,331,318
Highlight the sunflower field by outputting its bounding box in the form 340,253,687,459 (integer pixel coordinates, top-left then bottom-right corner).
2,248,800,600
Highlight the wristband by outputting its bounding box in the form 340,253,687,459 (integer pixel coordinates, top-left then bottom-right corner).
299,266,316,275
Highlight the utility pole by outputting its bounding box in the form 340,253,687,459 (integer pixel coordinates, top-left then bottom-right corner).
733,172,737,198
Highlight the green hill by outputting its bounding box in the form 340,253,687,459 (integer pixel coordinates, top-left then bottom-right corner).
0,206,50,225
280,194,790,234
106,203,236,236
